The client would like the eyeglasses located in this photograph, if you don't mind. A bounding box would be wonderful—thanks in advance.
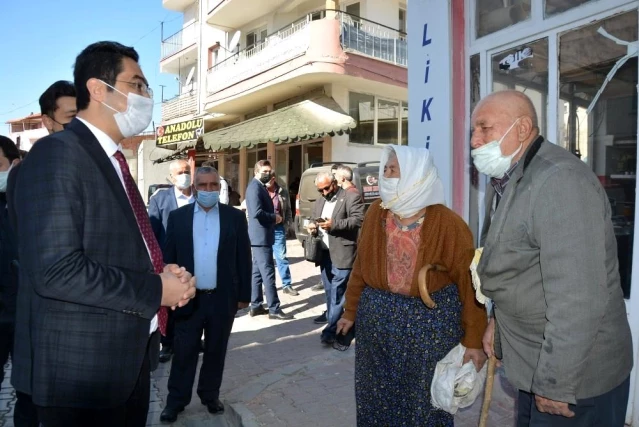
[116,80,153,98]
[317,183,334,193]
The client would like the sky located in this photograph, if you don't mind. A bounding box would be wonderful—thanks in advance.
[0,0,186,136]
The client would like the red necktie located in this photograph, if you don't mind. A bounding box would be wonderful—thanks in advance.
[113,151,168,335]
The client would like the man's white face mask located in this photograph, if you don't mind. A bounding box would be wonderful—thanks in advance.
[471,118,521,178]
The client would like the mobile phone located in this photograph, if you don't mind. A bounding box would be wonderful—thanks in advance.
[315,218,326,223]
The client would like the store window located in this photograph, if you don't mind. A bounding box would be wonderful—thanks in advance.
[545,0,595,17]
[558,10,637,298]
[476,0,531,38]
[491,38,548,135]
[349,92,408,145]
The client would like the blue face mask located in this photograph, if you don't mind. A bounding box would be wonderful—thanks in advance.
[196,190,219,208]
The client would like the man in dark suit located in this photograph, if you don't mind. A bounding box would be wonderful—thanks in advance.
[159,166,251,422]
[149,159,195,362]
[4,81,78,427]
[245,160,293,320]
[12,41,196,427]
[307,171,364,345]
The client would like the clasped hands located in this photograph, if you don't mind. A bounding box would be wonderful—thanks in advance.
[160,264,197,310]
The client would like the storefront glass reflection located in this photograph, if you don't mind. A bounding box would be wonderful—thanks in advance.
[558,10,638,298]
[476,0,531,38]
[491,38,548,135]
[545,0,595,17]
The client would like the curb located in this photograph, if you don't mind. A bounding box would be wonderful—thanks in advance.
[225,402,261,427]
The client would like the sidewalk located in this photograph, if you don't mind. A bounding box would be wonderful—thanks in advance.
[0,240,518,427]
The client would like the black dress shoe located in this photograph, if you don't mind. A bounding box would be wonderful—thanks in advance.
[158,346,173,363]
[249,306,268,317]
[320,335,335,345]
[206,399,225,414]
[160,406,183,423]
[269,310,294,320]
[282,286,299,296]
[313,311,327,324]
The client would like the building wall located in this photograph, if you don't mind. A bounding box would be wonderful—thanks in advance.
[329,83,385,164]
[364,0,400,29]
[8,129,48,151]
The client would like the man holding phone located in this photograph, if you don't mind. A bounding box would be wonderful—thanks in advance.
[306,171,364,345]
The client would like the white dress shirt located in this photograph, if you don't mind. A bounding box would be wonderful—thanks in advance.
[193,202,220,289]
[77,117,158,334]
[319,196,337,249]
[174,185,194,208]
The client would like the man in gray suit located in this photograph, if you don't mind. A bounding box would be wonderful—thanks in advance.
[472,90,632,426]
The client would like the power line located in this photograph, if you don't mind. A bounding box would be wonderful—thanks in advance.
[0,100,38,117]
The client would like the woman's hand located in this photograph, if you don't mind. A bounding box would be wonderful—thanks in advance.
[336,318,354,335]
[463,348,488,372]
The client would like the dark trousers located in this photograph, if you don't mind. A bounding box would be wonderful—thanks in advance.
[160,309,175,348]
[0,322,39,427]
[250,246,281,313]
[319,251,351,339]
[166,292,235,409]
[518,376,630,427]
[36,343,151,427]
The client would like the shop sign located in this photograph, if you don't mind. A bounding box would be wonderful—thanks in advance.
[360,173,379,203]
[156,118,204,146]
[408,0,453,203]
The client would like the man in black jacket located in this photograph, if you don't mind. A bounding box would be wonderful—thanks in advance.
[308,171,364,345]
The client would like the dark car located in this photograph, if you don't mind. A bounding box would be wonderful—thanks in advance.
[293,161,380,244]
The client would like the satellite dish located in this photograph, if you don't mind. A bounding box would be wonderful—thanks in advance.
[185,67,195,87]
[228,31,241,51]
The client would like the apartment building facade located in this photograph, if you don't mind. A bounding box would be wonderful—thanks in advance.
[159,0,408,196]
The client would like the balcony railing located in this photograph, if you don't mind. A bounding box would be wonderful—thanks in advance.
[337,11,407,67]
[207,15,310,93]
[161,21,199,61]
[206,11,407,94]
[161,90,198,122]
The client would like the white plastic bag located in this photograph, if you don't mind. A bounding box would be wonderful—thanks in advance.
[430,343,487,414]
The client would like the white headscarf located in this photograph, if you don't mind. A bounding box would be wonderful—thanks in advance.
[379,145,446,218]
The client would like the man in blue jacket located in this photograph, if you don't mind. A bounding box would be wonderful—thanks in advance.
[245,160,293,320]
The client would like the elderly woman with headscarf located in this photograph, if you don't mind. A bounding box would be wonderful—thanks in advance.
[336,145,487,426]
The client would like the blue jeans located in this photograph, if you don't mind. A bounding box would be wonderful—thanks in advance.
[320,251,351,339]
[273,224,292,288]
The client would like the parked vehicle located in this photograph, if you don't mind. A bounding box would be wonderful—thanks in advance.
[294,161,380,244]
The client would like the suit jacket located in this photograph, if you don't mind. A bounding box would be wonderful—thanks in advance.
[478,136,633,403]
[0,193,18,324]
[12,118,163,408]
[312,187,365,269]
[245,177,276,246]
[163,202,252,316]
[148,186,179,247]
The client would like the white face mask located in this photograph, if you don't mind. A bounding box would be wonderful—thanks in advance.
[100,80,153,138]
[174,173,191,190]
[0,163,14,193]
[471,118,521,178]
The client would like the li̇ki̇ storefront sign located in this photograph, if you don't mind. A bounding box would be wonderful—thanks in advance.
[156,118,204,146]
[408,0,453,203]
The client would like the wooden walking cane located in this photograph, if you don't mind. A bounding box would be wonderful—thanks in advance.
[479,354,497,427]
[417,264,447,308]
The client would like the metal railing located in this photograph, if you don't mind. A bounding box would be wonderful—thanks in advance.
[207,16,311,93]
[161,90,198,122]
[161,21,199,61]
[209,15,310,73]
[337,11,407,67]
